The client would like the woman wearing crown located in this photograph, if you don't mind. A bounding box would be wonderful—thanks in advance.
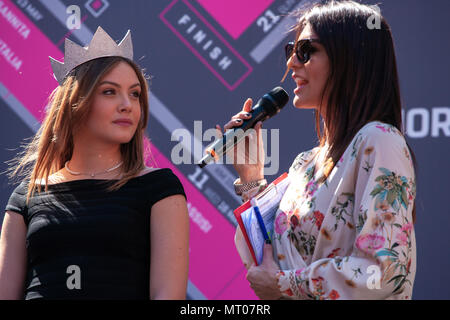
[0,27,189,299]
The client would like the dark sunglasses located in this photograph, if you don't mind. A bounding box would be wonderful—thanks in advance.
[285,39,320,64]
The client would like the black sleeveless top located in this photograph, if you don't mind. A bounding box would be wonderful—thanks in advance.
[5,168,186,300]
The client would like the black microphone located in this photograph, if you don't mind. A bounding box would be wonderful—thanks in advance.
[198,87,289,168]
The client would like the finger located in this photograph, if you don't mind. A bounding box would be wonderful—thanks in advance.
[245,269,252,281]
[245,264,256,279]
[254,121,263,140]
[231,111,252,121]
[242,98,253,113]
[247,121,264,165]
[249,122,262,139]
[255,121,263,131]
[262,243,273,262]
[223,118,244,130]
[256,121,265,155]
[261,243,278,269]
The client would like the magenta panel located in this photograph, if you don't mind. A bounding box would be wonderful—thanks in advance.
[196,0,274,39]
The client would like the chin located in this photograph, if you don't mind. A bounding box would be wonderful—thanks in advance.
[118,136,135,144]
[112,129,137,143]
[293,101,314,110]
[105,133,134,145]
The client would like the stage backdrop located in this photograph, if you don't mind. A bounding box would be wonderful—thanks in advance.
[0,0,449,299]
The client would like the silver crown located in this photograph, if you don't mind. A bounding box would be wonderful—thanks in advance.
[49,26,133,85]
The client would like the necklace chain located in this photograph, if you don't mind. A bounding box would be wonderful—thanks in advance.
[64,161,123,178]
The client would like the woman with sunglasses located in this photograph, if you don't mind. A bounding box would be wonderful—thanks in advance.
[220,1,417,300]
[0,27,189,299]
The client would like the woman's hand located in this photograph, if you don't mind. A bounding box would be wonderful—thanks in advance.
[215,98,265,183]
[246,243,282,300]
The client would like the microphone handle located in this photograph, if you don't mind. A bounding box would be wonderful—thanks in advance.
[217,106,268,161]
[198,95,276,168]
[239,104,269,131]
[198,87,288,168]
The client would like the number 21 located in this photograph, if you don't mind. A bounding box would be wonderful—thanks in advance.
[257,10,280,33]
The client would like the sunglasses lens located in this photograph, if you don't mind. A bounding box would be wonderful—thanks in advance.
[285,40,317,63]
[297,41,311,63]
[285,42,294,61]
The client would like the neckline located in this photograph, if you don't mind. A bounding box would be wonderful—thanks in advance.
[36,168,167,188]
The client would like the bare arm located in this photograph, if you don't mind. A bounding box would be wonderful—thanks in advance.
[150,195,189,300]
[0,211,27,299]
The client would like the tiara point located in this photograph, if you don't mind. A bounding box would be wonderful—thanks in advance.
[119,30,133,60]
[49,56,65,84]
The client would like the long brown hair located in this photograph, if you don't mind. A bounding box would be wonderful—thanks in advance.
[289,0,417,222]
[8,56,150,201]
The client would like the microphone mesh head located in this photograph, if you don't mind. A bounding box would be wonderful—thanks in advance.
[262,87,289,117]
[269,87,289,108]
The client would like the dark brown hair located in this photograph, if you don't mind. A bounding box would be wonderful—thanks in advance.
[291,0,417,222]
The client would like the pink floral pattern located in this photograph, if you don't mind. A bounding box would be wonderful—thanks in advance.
[305,180,318,198]
[356,234,386,254]
[396,231,408,246]
[396,222,413,245]
[275,211,288,235]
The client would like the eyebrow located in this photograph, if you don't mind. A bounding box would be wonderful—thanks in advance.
[99,81,141,89]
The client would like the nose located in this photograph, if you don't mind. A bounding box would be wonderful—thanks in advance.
[119,93,132,113]
[286,52,303,70]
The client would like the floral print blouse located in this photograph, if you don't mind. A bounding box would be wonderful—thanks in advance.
[273,121,416,300]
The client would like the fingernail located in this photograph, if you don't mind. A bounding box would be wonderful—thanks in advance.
[235,119,242,123]
[245,113,251,117]
[265,239,271,244]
